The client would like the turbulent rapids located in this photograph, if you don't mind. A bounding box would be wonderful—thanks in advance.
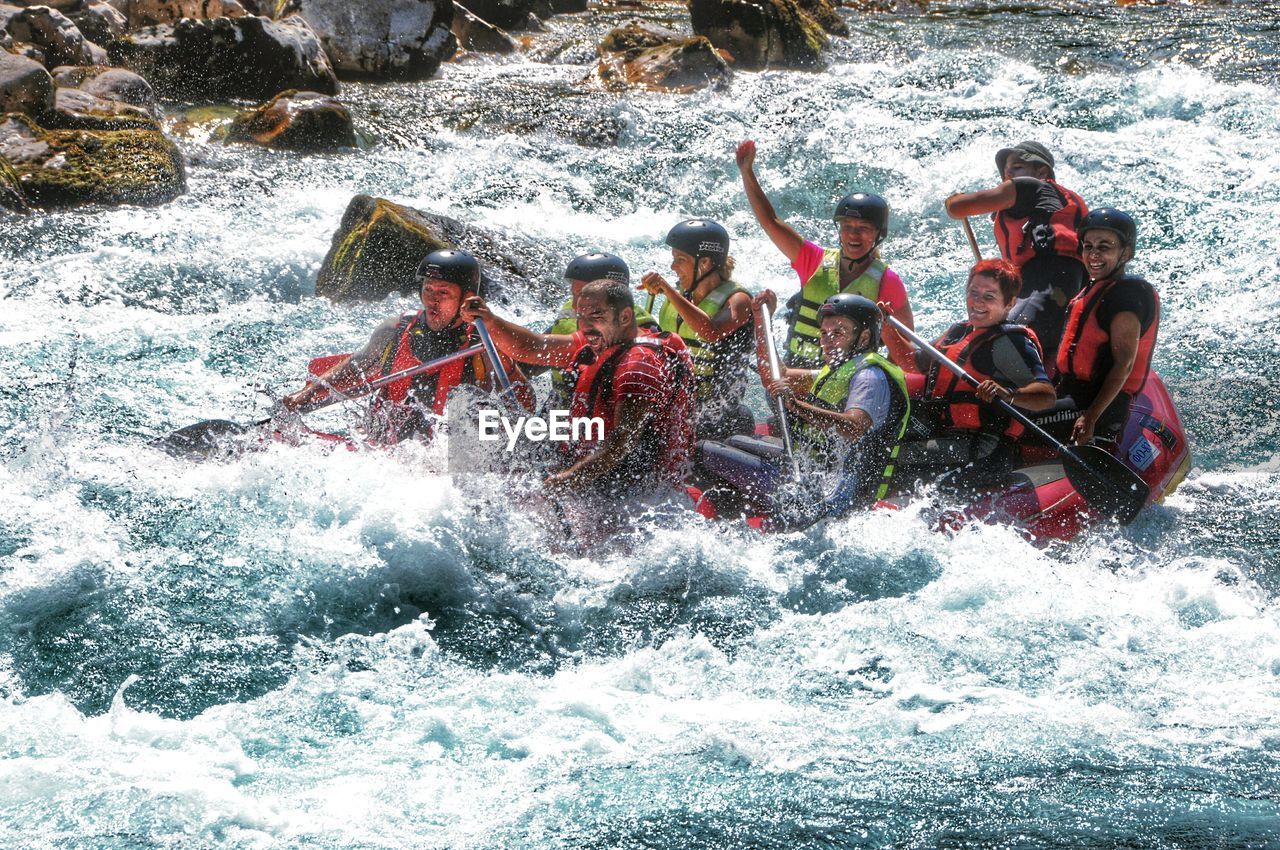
[3,1,1280,847]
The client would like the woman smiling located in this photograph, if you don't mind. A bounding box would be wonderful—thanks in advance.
[884,259,1057,492]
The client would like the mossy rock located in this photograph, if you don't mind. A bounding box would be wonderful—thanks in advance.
[0,112,185,208]
[598,21,684,56]
[317,194,560,303]
[795,0,848,35]
[689,0,828,71]
[0,154,31,212]
[317,195,452,301]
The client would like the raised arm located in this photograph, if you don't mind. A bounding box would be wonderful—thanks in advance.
[736,140,805,263]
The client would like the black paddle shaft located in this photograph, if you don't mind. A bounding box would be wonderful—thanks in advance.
[885,315,1150,524]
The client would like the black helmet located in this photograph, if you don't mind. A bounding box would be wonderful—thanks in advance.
[665,219,730,266]
[417,249,480,293]
[819,294,882,348]
[1078,207,1137,248]
[564,251,629,285]
[832,192,889,241]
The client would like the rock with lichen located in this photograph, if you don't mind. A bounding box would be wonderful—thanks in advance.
[317,194,558,303]
[689,0,827,70]
[219,89,357,151]
[596,22,731,92]
[0,111,184,207]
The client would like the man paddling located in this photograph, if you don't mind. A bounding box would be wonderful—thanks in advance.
[697,294,910,530]
[460,279,695,514]
[282,249,528,445]
[945,141,1088,370]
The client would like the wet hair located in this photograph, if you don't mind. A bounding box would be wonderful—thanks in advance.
[579,278,635,319]
[968,258,1021,304]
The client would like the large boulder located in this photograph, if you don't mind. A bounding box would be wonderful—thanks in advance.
[451,1,515,54]
[0,112,184,207]
[689,0,827,70]
[317,194,558,303]
[69,1,128,43]
[7,5,107,67]
[596,21,731,92]
[51,64,156,112]
[454,0,531,31]
[220,88,356,151]
[0,153,30,212]
[109,14,338,100]
[0,47,55,114]
[285,0,455,80]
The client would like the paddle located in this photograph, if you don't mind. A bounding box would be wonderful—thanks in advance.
[759,302,799,477]
[961,216,982,262]
[156,344,486,457]
[472,317,513,396]
[884,314,1150,525]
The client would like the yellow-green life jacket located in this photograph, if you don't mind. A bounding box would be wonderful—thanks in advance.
[795,350,910,504]
[786,248,887,368]
[657,279,752,420]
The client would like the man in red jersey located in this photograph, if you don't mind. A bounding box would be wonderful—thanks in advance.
[461,279,695,510]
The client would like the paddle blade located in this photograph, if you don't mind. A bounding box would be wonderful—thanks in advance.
[151,419,255,459]
[1061,444,1151,525]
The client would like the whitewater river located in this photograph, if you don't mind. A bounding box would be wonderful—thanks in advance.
[3,2,1279,846]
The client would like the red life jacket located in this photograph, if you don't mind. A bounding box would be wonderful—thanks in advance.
[924,322,1044,440]
[568,330,695,487]
[378,313,483,414]
[993,180,1088,268]
[1056,275,1159,396]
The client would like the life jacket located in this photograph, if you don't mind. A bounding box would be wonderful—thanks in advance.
[993,179,1088,268]
[378,314,481,409]
[795,351,911,505]
[921,322,1043,440]
[369,312,533,443]
[1056,274,1159,397]
[548,297,657,406]
[568,331,695,489]
[786,248,887,367]
[657,279,752,418]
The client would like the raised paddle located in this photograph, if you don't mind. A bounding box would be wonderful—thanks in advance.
[156,344,486,457]
[760,302,799,478]
[961,216,982,262]
[884,314,1150,525]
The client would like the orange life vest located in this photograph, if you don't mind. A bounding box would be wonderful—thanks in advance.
[993,180,1088,268]
[924,322,1044,440]
[1056,275,1159,397]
